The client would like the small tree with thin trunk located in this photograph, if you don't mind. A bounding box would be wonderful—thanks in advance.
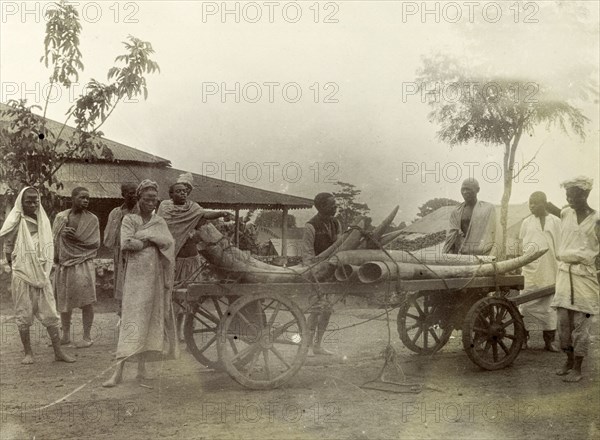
[0,0,159,217]
[416,53,591,258]
[332,181,371,230]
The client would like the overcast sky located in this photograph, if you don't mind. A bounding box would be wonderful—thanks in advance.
[1,1,598,224]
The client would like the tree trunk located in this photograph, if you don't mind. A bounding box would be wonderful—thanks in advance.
[499,127,523,260]
[498,141,512,261]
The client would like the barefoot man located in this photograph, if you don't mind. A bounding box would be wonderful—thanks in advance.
[518,192,561,351]
[302,192,340,356]
[443,178,497,256]
[0,187,75,364]
[552,176,599,382]
[53,187,100,348]
[103,180,178,387]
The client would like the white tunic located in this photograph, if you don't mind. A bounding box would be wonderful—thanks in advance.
[551,208,599,315]
[518,214,561,330]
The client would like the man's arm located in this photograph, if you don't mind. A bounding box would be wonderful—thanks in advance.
[103,208,119,249]
[442,208,460,254]
[203,210,230,221]
[545,202,562,218]
[301,224,316,265]
[3,228,16,267]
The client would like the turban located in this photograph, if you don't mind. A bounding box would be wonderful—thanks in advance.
[560,176,593,191]
[137,179,159,197]
[175,172,194,193]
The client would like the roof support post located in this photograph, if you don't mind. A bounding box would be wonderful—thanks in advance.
[281,207,288,261]
[234,209,240,247]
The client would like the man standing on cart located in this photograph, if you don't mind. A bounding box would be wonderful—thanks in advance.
[302,192,340,356]
[551,176,599,383]
[443,178,497,256]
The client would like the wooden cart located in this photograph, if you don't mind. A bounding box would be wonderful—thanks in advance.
[174,275,553,389]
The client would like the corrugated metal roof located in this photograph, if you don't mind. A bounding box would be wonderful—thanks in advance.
[0,102,170,165]
[54,163,314,209]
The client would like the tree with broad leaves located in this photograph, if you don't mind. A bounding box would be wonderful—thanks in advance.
[332,181,371,231]
[255,210,297,229]
[0,0,159,218]
[416,198,460,219]
[416,53,593,258]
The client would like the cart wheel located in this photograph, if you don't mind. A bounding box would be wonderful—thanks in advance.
[462,296,526,370]
[217,293,309,389]
[397,291,454,354]
[184,296,230,370]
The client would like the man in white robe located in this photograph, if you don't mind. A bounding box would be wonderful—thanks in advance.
[0,187,75,364]
[551,176,599,383]
[518,192,560,351]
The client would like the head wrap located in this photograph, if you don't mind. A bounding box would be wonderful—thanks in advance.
[560,176,593,191]
[137,179,159,197]
[0,186,54,279]
[175,172,194,194]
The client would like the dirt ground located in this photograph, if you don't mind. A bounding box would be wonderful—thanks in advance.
[1,291,599,440]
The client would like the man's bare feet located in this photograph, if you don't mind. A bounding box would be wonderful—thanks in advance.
[562,371,583,382]
[75,339,93,349]
[55,350,76,363]
[556,362,573,376]
[313,346,334,356]
[103,365,124,388]
[21,354,34,365]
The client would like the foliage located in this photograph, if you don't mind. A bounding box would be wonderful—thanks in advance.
[255,210,297,229]
[416,52,593,257]
[332,181,371,230]
[416,198,460,219]
[0,0,159,216]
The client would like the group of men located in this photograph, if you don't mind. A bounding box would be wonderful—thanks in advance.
[1,186,99,364]
[1,173,598,383]
[440,176,599,383]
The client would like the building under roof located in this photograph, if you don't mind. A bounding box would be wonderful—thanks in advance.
[0,102,312,257]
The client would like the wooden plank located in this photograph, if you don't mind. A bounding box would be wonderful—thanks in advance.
[510,285,554,306]
[177,275,525,302]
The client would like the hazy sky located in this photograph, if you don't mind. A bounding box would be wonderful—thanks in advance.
[1,1,598,224]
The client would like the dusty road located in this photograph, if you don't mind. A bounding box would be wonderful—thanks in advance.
[1,303,599,440]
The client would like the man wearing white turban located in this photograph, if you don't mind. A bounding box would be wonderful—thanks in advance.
[0,187,75,364]
[551,176,599,383]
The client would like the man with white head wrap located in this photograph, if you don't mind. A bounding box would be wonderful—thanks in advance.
[551,176,599,383]
[0,187,75,364]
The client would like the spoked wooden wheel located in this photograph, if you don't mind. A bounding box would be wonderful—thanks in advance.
[217,293,309,389]
[397,291,454,354]
[462,297,526,370]
[184,296,230,370]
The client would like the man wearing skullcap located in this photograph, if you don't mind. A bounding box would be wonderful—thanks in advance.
[302,192,341,355]
[53,187,100,348]
[551,176,599,382]
[103,180,178,387]
[443,178,497,256]
[157,172,230,341]
[518,191,561,351]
